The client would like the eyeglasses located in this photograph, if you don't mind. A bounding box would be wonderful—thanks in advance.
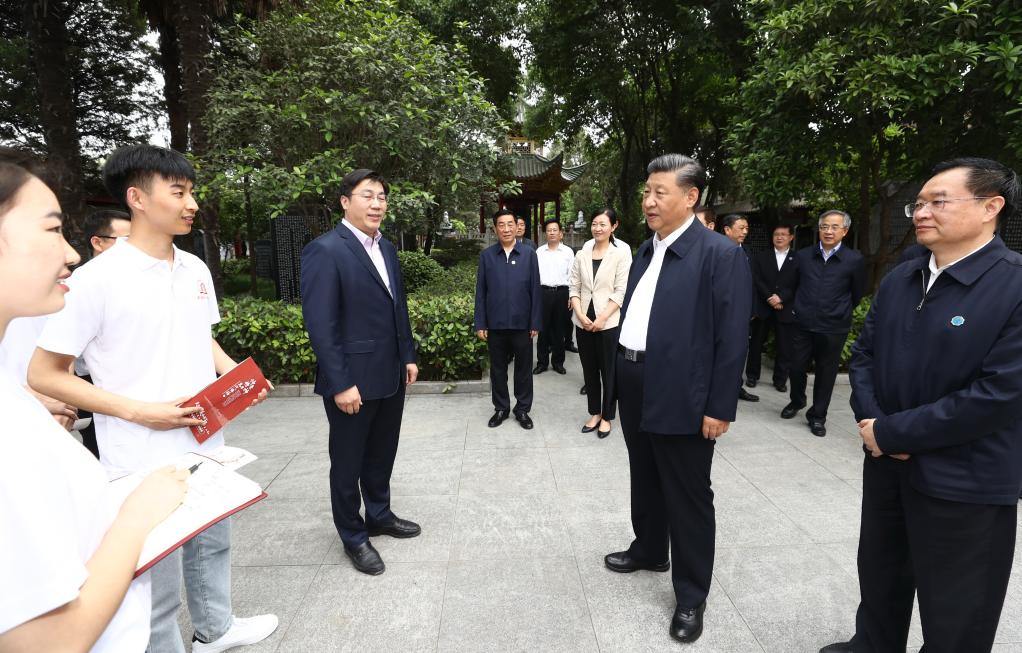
[353,192,388,203]
[92,234,118,240]
[818,225,846,232]
[903,197,992,217]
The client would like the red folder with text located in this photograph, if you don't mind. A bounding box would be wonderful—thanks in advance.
[179,357,270,444]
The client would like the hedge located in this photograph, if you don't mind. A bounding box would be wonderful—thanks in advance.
[396,250,444,292]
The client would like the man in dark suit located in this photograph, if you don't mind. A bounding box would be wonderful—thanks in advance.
[515,215,537,249]
[721,213,759,402]
[821,159,1022,653]
[475,209,543,429]
[748,223,797,392]
[300,168,420,576]
[606,154,751,644]
[782,210,866,437]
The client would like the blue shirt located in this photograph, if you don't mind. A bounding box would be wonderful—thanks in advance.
[473,242,543,331]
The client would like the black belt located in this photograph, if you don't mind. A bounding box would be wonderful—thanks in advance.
[542,285,568,290]
[618,345,645,362]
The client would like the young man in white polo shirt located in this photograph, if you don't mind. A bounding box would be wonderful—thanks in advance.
[29,145,277,653]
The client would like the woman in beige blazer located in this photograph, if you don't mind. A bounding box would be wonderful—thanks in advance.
[569,208,632,438]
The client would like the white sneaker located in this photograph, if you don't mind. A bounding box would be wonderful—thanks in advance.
[192,614,279,653]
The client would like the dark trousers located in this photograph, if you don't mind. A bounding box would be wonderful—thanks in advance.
[537,286,568,367]
[487,329,533,414]
[617,352,716,609]
[746,314,788,386]
[576,326,618,420]
[788,327,847,421]
[322,386,405,547]
[77,373,99,459]
[849,454,1016,653]
[564,304,575,348]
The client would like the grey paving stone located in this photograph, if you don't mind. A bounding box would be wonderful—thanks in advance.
[399,421,467,452]
[556,489,634,562]
[238,452,295,489]
[547,444,631,492]
[758,481,863,544]
[449,493,573,560]
[324,495,457,564]
[465,419,548,449]
[231,498,336,566]
[390,448,464,496]
[458,447,556,495]
[279,562,446,653]
[264,452,330,499]
[438,558,598,652]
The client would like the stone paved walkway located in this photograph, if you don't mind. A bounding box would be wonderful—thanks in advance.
[186,354,1022,652]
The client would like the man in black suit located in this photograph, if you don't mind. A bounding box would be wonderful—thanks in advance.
[475,209,543,430]
[606,154,751,644]
[515,215,537,249]
[721,213,759,402]
[782,210,866,437]
[821,158,1022,652]
[301,169,421,576]
[748,223,797,392]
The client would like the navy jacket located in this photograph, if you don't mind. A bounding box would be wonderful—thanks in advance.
[849,237,1022,505]
[474,242,543,331]
[792,244,866,333]
[620,223,752,434]
[300,224,417,401]
[751,248,798,322]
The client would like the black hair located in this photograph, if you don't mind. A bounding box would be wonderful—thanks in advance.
[646,154,706,197]
[339,168,389,198]
[103,145,196,214]
[542,218,561,231]
[773,222,794,235]
[930,157,1020,223]
[590,207,619,245]
[84,209,130,239]
[694,205,716,224]
[0,148,48,217]
[492,208,515,225]
[720,213,749,230]
[515,215,527,224]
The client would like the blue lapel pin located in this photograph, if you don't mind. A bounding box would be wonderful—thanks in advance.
[950,315,965,327]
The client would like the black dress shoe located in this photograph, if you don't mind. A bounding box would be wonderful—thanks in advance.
[514,412,534,429]
[604,550,670,573]
[552,365,566,374]
[746,378,758,388]
[532,364,547,375]
[819,643,855,653]
[581,423,598,433]
[809,420,827,437]
[564,343,579,353]
[781,402,805,419]
[488,410,509,427]
[343,541,385,575]
[774,382,787,392]
[368,516,421,538]
[738,388,760,402]
[670,602,705,643]
[579,385,587,395]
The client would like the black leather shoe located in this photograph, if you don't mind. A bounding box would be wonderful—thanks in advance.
[343,541,385,575]
[670,602,705,643]
[488,410,509,427]
[781,402,805,419]
[552,365,566,374]
[579,385,587,395]
[604,550,670,573]
[581,423,598,433]
[533,364,547,375]
[368,516,421,539]
[564,343,579,353]
[809,420,827,437]
[738,388,760,402]
[819,643,854,653]
[774,382,787,392]
[597,428,611,439]
[514,412,534,429]
[746,378,758,388]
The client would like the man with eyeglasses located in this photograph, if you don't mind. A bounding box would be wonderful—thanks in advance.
[84,209,131,258]
[301,168,421,576]
[781,210,866,436]
[821,158,1022,652]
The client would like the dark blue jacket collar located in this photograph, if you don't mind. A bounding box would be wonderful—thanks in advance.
[901,236,1007,287]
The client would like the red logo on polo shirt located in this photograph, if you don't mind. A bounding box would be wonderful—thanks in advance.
[198,282,208,299]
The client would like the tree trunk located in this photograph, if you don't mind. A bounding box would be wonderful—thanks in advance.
[244,172,257,293]
[23,0,88,247]
[156,20,188,152]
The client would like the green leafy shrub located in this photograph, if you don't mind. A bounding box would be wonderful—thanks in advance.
[397,250,445,293]
[416,261,477,296]
[221,258,250,277]
[429,237,483,268]
[841,295,873,368]
[407,292,487,381]
[214,297,316,383]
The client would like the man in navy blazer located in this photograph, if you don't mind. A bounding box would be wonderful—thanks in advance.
[822,158,1022,653]
[605,154,751,644]
[748,223,797,392]
[300,169,420,576]
[475,209,543,429]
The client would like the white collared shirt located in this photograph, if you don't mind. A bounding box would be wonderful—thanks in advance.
[925,237,994,293]
[618,216,696,351]
[775,248,789,270]
[342,219,391,295]
[37,240,222,476]
[536,242,574,286]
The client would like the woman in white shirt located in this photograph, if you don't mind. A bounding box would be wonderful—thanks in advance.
[569,208,631,438]
[0,150,188,652]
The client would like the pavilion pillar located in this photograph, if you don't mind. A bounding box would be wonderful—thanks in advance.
[555,195,561,224]
[539,200,545,241]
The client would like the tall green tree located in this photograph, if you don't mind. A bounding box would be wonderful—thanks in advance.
[727,0,1022,287]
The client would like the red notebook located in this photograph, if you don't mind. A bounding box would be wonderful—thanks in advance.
[180,357,271,444]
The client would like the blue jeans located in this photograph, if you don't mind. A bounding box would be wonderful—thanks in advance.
[148,519,233,653]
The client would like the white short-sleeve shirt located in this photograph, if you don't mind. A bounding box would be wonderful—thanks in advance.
[0,368,151,649]
[0,315,48,384]
[37,240,223,476]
